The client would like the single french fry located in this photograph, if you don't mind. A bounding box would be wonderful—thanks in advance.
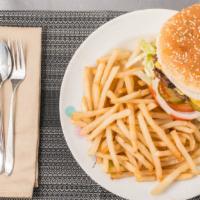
[170,130,197,173]
[72,107,110,120]
[81,105,118,135]
[161,159,180,167]
[138,104,181,159]
[112,89,149,104]
[114,78,124,94]
[88,134,103,155]
[92,83,101,110]
[127,103,137,151]
[162,121,192,129]
[106,128,120,172]
[101,50,119,85]
[137,111,162,180]
[177,173,194,181]
[81,96,89,112]
[98,66,119,109]
[155,150,172,157]
[137,176,156,182]
[92,63,106,109]
[124,76,134,94]
[174,126,194,134]
[103,157,109,173]
[116,66,144,78]
[111,172,133,179]
[140,170,155,176]
[71,120,87,128]
[94,62,106,84]
[84,67,93,110]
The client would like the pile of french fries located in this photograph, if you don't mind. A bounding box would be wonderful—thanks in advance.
[71,48,200,195]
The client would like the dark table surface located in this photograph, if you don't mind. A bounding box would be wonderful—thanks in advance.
[0,1,200,200]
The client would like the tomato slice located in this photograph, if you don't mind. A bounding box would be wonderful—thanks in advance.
[168,102,194,112]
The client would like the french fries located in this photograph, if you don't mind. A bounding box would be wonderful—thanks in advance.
[83,68,93,110]
[137,111,162,180]
[98,66,119,109]
[92,62,105,109]
[106,128,120,171]
[70,48,200,195]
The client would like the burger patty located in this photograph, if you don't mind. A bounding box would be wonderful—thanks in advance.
[154,67,189,103]
[154,68,175,89]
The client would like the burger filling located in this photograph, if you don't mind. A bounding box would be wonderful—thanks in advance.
[132,40,200,119]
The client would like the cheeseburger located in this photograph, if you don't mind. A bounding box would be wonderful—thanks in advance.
[139,4,200,120]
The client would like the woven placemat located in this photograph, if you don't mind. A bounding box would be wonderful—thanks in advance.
[0,11,199,200]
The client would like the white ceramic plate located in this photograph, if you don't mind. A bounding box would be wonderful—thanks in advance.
[59,9,200,200]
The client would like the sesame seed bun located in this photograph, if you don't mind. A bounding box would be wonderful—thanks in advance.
[157,4,200,100]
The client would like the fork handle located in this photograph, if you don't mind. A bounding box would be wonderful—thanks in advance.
[5,88,17,175]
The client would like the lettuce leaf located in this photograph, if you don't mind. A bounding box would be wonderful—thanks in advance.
[140,40,156,78]
[140,40,156,56]
[144,54,154,78]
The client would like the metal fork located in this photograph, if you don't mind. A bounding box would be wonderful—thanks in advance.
[5,41,26,175]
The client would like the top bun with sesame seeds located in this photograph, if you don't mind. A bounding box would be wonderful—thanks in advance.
[157,4,200,100]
